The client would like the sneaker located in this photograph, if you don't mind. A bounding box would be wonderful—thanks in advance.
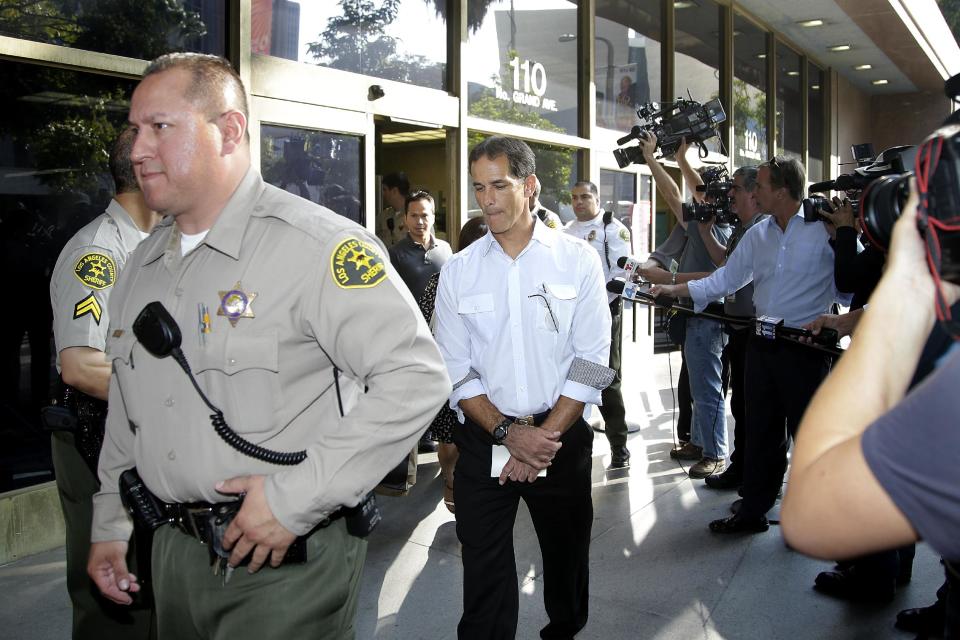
[609,445,631,469]
[689,457,725,479]
[669,442,702,460]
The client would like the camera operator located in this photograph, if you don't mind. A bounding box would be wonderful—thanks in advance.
[639,132,733,479]
[651,156,851,534]
[781,183,960,636]
[817,195,884,310]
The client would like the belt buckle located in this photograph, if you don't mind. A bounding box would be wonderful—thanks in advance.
[515,415,535,426]
[180,505,214,543]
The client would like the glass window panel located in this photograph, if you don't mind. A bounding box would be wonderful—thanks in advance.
[0,0,225,58]
[674,0,722,153]
[466,0,579,136]
[255,0,447,91]
[0,61,136,491]
[732,14,767,168]
[775,45,802,161]
[260,125,364,225]
[595,0,662,132]
[599,169,644,252]
[807,62,825,183]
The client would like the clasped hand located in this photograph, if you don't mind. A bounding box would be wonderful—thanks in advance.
[503,423,561,470]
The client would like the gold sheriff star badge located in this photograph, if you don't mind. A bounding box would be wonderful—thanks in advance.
[217,282,257,327]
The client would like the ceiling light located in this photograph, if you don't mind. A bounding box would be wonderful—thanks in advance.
[798,19,825,27]
[787,71,800,76]
[811,85,821,90]
[756,53,767,59]
[674,0,698,9]
[872,79,889,85]
[854,64,873,71]
[828,44,851,52]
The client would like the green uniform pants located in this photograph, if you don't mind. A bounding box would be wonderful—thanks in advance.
[151,517,366,640]
[51,431,156,640]
[599,300,628,447]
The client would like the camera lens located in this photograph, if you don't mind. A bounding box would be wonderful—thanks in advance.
[860,174,910,250]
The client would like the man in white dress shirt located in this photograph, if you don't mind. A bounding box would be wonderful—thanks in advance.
[434,136,614,639]
[652,156,849,534]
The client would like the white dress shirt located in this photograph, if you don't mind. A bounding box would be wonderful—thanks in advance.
[687,207,852,327]
[564,210,630,303]
[435,220,614,420]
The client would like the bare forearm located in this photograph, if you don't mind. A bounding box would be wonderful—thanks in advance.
[697,223,726,266]
[541,395,586,435]
[678,154,705,203]
[647,159,684,227]
[458,394,506,434]
[60,347,111,400]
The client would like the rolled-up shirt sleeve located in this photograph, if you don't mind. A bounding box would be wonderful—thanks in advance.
[688,228,755,313]
[434,260,487,412]
[561,248,613,404]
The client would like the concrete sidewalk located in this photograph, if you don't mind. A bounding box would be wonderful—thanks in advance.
[0,337,942,639]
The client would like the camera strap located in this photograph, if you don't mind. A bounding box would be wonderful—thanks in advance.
[916,135,960,340]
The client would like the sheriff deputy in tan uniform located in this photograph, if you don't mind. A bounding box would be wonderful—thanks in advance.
[87,53,451,639]
[49,127,159,640]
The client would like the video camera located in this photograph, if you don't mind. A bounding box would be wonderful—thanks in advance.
[682,166,736,224]
[807,71,960,285]
[613,97,726,168]
[808,144,917,215]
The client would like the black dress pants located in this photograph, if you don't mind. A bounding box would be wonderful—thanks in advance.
[723,328,748,478]
[454,416,594,640]
[739,337,830,520]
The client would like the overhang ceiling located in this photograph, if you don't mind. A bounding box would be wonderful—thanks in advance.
[731,0,960,95]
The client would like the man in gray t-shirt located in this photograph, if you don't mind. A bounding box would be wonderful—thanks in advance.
[638,132,731,480]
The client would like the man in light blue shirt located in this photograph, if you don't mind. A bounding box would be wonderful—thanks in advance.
[652,156,850,534]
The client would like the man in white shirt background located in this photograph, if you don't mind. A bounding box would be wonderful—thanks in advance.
[565,180,632,469]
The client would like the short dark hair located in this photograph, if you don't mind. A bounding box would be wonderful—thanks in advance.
[468,136,536,180]
[143,53,248,129]
[732,166,758,193]
[573,181,599,197]
[458,217,488,249]
[404,189,435,214]
[110,127,139,195]
[763,156,805,201]
[382,172,410,196]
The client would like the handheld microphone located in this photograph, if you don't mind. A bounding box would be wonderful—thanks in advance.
[616,255,644,280]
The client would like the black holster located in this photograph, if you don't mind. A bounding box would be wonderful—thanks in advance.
[41,383,107,474]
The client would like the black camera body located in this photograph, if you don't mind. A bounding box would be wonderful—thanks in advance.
[682,166,735,224]
[802,196,835,222]
[614,97,726,168]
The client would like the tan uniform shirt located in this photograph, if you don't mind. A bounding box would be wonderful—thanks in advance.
[92,169,451,541]
[50,199,146,367]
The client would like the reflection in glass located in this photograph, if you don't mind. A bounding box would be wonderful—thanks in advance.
[260,125,364,225]
[0,61,135,491]
[0,0,225,58]
[595,0,662,132]
[776,45,802,161]
[675,0,722,153]
[732,14,767,169]
[808,63,825,183]
[254,0,446,91]
[466,0,579,136]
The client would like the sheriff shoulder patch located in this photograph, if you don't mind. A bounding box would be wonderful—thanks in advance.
[331,238,387,289]
[619,228,630,243]
[545,217,558,229]
[74,252,116,290]
[73,293,103,324]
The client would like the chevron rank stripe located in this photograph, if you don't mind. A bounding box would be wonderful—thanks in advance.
[73,293,103,324]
